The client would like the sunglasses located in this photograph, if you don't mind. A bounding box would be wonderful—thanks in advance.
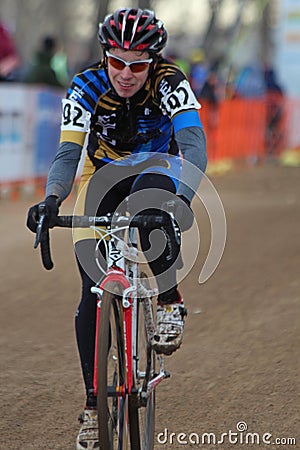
[106,51,153,73]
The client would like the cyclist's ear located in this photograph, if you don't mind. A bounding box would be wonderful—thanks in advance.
[150,54,159,72]
[102,54,108,68]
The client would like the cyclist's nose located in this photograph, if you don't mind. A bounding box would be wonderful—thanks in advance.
[120,66,133,77]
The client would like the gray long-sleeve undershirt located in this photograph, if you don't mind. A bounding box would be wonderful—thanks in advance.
[45,126,207,203]
[175,126,207,201]
[45,141,82,201]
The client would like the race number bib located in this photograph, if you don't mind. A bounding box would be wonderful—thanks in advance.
[160,79,200,117]
[61,99,91,132]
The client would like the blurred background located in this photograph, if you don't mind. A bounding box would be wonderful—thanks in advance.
[1,0,300,195]
[0,0,289,86]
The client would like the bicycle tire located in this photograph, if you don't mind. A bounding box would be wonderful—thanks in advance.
[97,282,129,450]
[129,273,156,450]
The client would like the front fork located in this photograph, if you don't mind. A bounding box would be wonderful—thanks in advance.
[91,270,133,396]
[92,275,170,399]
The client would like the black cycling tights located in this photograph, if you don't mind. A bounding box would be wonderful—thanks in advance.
[75,172,180,402]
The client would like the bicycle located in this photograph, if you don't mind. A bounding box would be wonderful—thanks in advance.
[34,203,179,450]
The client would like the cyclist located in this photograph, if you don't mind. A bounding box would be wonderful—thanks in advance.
[27,8,207,449]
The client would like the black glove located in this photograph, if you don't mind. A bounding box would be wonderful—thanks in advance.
[172,195,194,232]
[26,195,61,233]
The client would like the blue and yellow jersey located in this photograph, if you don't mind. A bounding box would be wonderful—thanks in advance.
[59,57,202,168]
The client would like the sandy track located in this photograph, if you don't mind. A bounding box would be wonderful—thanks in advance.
[0,165,299,449]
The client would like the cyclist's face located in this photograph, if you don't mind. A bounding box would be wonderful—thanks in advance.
[106,48,151,98]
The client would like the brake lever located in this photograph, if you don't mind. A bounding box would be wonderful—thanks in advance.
[162,200,181,246]
[169,214,181,246]
[34,203,47,249]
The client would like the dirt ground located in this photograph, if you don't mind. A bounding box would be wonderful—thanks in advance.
[0,165,299,450]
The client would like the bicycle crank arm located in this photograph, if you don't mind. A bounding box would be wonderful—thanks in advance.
[141,370,170,400]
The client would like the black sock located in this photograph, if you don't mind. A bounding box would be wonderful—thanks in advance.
[157,287,180,305]
[86,388,97,408]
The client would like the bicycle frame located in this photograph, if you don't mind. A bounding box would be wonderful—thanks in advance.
[91,222,169,399]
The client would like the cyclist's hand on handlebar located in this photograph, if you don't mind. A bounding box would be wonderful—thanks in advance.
[26,195,61,233]
[172,195,194,232]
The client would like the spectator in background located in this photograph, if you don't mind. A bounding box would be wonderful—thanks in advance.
[0,19,20,81]
[199,70,219,106]
[199,69,220,159]
[264,66,285,156]
[51,43,70,87]
[189,48,208,98]
[264,66,283,95]
[24,36,64,87]
[234,62,266,98]
[167,52,190,77]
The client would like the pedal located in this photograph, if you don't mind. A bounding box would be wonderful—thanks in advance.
[180,306,188,317]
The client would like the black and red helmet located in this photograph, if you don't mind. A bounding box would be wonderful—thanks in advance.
[98,8,168,53]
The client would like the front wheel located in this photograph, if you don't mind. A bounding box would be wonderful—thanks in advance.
[129,349,156,450]
[129,273,156,450]
[97,282,129,450]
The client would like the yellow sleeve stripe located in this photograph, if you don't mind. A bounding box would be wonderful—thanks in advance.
[60,130,87,146]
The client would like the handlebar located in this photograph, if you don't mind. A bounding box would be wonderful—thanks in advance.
[34,211,165,271]
[54,214,164,229]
